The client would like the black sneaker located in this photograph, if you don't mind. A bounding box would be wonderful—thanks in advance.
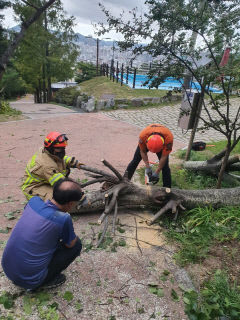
[42,273,66,289]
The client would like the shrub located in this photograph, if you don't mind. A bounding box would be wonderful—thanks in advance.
[54,86,80,106]
[0,100,21,115]
[75,62,97,83]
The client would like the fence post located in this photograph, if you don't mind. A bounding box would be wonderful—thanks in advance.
[112,66,115,82]
[133,68,137,89]
[106,64,109,77]
[116,61,119,83]
[121,63,124,86]
[126,66,129,84]
[110,61,112,80]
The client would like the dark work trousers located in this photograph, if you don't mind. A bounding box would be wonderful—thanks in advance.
[41,237,82,285]
[126,145,171,187]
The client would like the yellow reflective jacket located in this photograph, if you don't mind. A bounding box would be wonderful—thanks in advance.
[22,148,76,201]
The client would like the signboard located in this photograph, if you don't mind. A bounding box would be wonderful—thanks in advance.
[178,90,200,130]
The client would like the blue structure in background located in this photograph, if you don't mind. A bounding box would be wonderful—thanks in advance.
[122,74,223,93]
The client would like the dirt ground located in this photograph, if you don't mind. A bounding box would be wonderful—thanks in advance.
[0,96,191,320]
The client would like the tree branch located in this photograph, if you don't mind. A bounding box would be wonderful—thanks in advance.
[101,159,123,181]
[20,0,39,10]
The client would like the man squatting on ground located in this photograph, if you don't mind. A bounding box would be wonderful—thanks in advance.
[125,124,173,187]
[1,178,84,290]
[22,131,83,202]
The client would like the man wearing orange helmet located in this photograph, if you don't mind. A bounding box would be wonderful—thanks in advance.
[22,131,83,201]
[125,124,173,187]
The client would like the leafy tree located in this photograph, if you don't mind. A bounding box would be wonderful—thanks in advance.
[0,0,11,57]
[0,0,11,99]
[0,0,57,81]
[98,0,240,188]
[75,62,97,83]
[13,0,78,102]
[0,66,27,98]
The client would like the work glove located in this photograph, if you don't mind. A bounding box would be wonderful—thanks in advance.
[70,157,84,169]
[145,167,153,178]
[149,171,159,184]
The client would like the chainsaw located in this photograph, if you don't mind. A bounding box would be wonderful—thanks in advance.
[145,166,154,185]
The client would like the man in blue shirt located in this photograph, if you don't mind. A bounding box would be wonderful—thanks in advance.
[1,178,84,290]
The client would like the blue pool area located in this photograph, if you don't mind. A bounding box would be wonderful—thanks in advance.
[122,74,223,93]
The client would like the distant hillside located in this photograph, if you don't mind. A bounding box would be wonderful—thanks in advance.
[9,25,113,47]
[75,33,113,47]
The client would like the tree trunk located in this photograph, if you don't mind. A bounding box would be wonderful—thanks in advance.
[47,77,52,102]
[183,152,240,186]
[42,64,46,103]
[38,79,42,103]
[35,88,40,103]
[216,142,231,189]
[73,183,240,214]
[73,162,240,216]
[44,10,52,103]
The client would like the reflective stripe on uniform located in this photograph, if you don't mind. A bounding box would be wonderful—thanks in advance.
[64,156,72,166]
[22,190,33,200]
[22,166,44,192]
[25,166,44,182]
[30,152,38,168]
[49,173,65,186]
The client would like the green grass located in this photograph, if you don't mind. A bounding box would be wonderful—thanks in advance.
[175,140,240,161]
[184,270,240,319]
[162,206,240,266]
[79,76,172,99]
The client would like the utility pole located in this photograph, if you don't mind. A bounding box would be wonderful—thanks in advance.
[96,38,99,76]
[184,0,207,160]
[111,41,115,67]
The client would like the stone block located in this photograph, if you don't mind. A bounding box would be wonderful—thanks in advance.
[130,98,143,107]
[106,98,115,108]
[76,95,84,108]
[151,97,161,104]
[82,98,95,112]
[142,97,153,105]
[115,98,129,104]
[96,100,106,110]
[118,104,129,109]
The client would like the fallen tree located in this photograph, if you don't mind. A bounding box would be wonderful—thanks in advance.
[73,159,240,242]
[184,150,240,185]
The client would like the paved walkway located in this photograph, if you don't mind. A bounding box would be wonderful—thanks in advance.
[10,95,83,119]
[102,98,240,143]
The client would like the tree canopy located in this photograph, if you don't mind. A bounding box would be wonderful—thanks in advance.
[0,0,57,81]
[1,0,78,102]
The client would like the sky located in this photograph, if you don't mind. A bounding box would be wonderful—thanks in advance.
[2,0,147,41]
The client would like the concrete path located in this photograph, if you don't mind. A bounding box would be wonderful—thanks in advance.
[0,96,192,320]
[10,95,83,119]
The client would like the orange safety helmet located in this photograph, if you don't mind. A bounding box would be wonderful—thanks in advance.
[147,134,164,153]
[44,132,68,148]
